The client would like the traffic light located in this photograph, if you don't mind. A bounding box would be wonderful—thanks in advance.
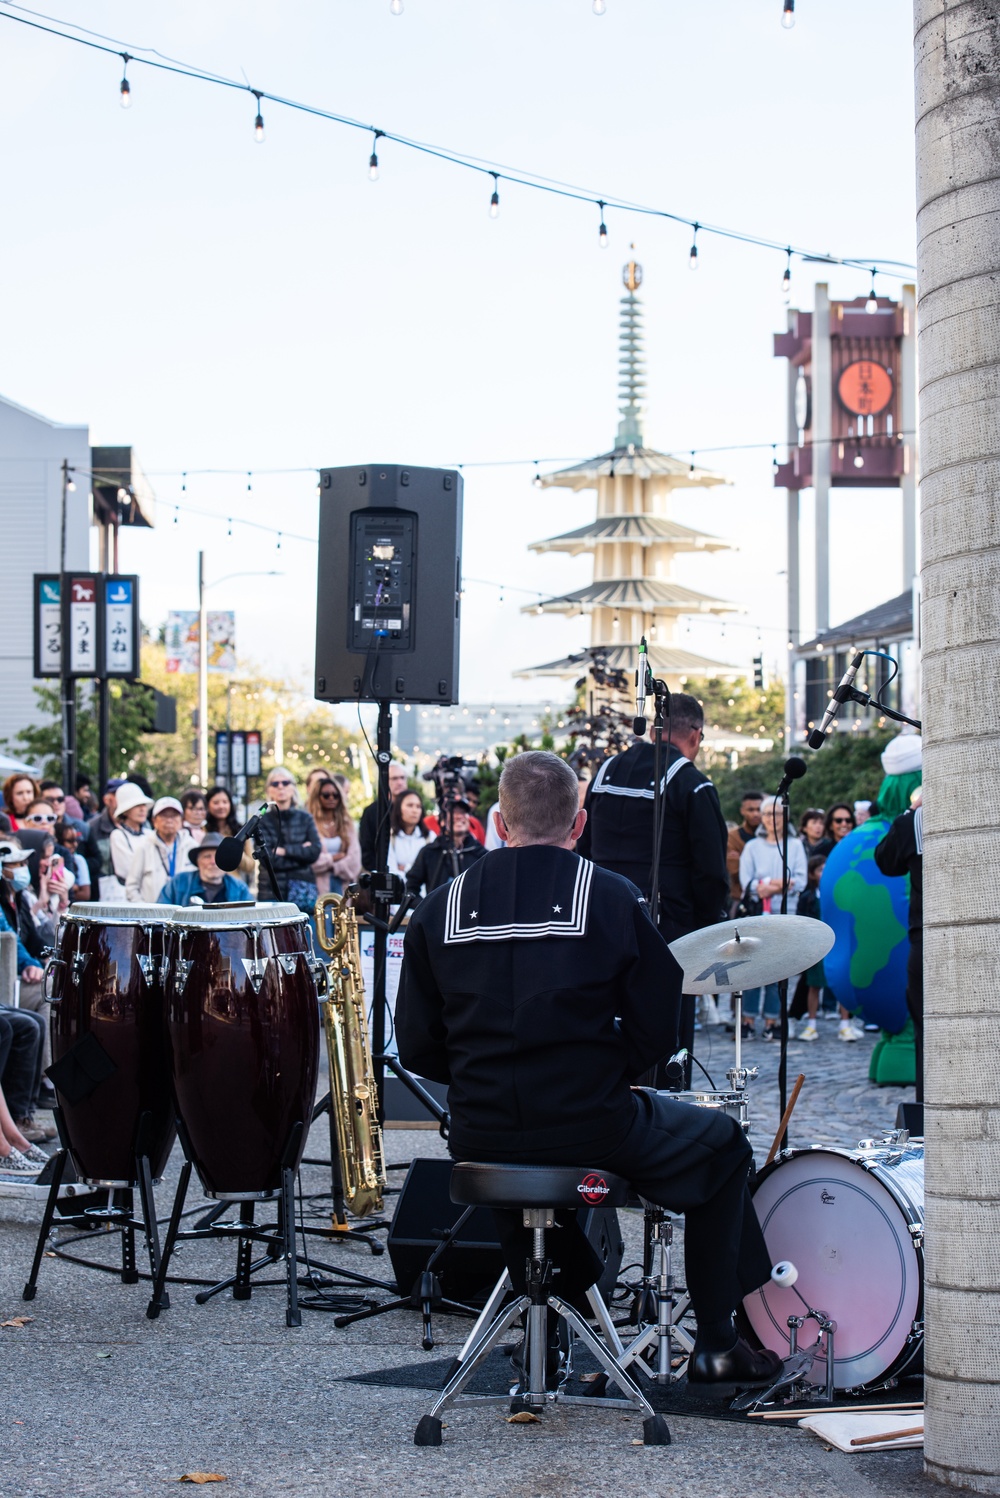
[753,654,764,690]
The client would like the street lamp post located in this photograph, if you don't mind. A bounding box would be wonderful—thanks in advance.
[196,562,282,786]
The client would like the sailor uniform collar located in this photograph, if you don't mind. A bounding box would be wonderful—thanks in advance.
[443,845,595,944]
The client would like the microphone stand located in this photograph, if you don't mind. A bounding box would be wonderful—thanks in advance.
[249,821,281,902]
[777,782,794,1149]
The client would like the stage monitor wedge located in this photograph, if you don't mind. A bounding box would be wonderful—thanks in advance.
[315,463,463,705]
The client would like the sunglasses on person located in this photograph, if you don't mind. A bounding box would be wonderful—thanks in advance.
[25,812,57,824]
[831,815,853,824]
[269,779,293,788]
[319,788,340,799]
[44,794,65,803]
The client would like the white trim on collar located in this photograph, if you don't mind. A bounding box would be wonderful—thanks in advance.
[589,753,687,800]
[443,857,595,944]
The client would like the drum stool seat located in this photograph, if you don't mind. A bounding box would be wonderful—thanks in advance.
[413,1162,671,1449]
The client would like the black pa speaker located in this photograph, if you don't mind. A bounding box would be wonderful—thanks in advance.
[387,1159,624,1306]
[314,463,463,705]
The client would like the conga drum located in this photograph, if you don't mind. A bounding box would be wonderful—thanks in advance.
[47,903,177,1186]
[165,903,319,1200]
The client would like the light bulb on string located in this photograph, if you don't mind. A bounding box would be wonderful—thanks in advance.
[593,0,606,13]
[174,507,179,526]
[853,445,865,469]
[390,0,403,12]
[865,269,878,314]
[772,445,779,476]
[597,200,608,248]
[532,461,542,488]
[489,172,500,219]
[247,472,252,492]
[369,130,383,181]
[277,532,282,550]
[781,249,792,301]
[688,223,699,271]
[689,452,696,476]
[612,613,620,629]
[252,91,264,142]
[181,471,187,493]
[119,53,132,108]
[781,0,795,27]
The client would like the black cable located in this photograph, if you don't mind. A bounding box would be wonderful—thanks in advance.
[690,1054,717,1091]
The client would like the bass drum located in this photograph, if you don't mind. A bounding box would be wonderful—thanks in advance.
[47,904,177,1186]
[742,1143,924,1391]
[166,903,318,1200]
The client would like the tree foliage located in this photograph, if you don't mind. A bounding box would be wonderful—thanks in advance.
[706,730,896,824]
[682,674,786,746]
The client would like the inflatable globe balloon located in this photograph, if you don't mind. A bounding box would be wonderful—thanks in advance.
[819,817,910,1033]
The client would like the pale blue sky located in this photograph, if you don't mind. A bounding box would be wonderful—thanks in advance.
[0,0,917,703]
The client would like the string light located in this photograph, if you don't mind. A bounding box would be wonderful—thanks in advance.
[689,224,699,271]
[865,269,878,313]
[597,200,608,248]
[390,0,404,12]
[369,129,383,181]
[593,0,607,13]
[277,530,282,550]
[853,444,865,469]
[689,452,696,475]
[532,461,542,488]
[772,445,779,475]
[781,248,792,300]
[781,0,795,27]
[119,52,131,108]
[489,172,500,219]
[174,506,179,525]
[0,10,915,296]
[252,90,264,142]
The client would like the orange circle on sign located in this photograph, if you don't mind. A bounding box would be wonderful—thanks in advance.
[837,360,893,416]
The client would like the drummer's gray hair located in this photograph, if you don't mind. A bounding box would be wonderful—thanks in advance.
[266,765,300,806]
[498,751,580,844]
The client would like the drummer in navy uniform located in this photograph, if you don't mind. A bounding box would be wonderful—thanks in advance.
[396,750,781,1389]
[576,692,729,1066]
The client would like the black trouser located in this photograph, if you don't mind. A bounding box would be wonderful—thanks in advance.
[0,1005,45,1119]
[907,939,923,1104]
[464,1090,770,1333]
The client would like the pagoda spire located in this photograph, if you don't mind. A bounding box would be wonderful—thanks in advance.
[616,251,645,447]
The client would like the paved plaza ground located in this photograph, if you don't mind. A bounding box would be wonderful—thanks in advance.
[0,1019,935,1497]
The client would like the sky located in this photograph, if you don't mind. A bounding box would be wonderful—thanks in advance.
[0,0,918,709]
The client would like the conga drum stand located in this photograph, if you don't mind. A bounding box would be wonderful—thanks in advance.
[23,1108,167,1304]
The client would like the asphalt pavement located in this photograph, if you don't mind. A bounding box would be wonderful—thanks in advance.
[0,1018,933,1497]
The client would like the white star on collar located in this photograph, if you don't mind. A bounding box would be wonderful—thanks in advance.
[552,904,562,913]
[470,909,478,919]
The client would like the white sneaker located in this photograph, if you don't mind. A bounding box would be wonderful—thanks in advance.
[797,1022,819,1042]
[0,1147,41,1176]
[701,995,722,1027]
[838,1020,859,1042]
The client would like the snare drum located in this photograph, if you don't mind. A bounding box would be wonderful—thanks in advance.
[742,1142,924,1390]
[165,903,319,1200]
[658,1089,751,1134]
[47,903,177,1186]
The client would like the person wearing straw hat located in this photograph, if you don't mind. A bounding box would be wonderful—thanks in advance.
[159,833,252,907]
[125,796,195,903]
[108,782,154,888]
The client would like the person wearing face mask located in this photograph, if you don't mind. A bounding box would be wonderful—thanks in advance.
[0,840,53,1142]
[125,798,195,904]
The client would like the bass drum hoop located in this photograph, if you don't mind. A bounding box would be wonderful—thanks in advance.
[740,1144,924,1392]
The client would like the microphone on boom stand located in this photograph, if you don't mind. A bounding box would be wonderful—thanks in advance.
[633,635,652,737]
[807,651,865,750]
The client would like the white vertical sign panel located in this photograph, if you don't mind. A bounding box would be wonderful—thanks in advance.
[105,577,136,676]
[36,577,62,676]
[68,576,98,676]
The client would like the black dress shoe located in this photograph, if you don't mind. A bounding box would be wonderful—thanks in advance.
[687,1337,783,1387]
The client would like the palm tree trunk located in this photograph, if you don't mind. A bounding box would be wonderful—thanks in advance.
[915,1,1000,1488]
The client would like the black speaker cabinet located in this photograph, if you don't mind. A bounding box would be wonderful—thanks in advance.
[314,463,463,704]
[387,1158,624,1306]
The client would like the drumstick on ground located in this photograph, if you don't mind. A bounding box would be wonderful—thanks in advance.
[850,1425,923,1447]
[765,1073,805,1166]
[749,1402,923,1419]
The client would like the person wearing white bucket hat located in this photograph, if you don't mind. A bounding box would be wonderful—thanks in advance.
[124,795,195,903]
[108,782,154,888]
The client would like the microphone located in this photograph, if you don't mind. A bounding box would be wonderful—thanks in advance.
[633,635,650,736]
[807,650,865,749]
[215,801,276,872]
[662,1047,689,1087]
[776,756,807,797]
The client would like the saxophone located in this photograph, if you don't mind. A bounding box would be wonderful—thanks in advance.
[315,890,387,1218]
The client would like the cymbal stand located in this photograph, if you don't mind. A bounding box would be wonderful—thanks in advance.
[618,1206,694,1384]
[725,991,758,1097]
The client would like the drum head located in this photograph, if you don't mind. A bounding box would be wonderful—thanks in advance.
[744,1148,922,1389]
[174,902,303,926]
[64,903,176,922]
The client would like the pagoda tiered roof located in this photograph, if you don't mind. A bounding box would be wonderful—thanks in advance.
[514,642,741,681]
[537,444,728,492]
[524,577,737,616]
[530,513,728,556]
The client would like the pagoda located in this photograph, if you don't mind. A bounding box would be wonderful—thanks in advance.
[516,254,740,685]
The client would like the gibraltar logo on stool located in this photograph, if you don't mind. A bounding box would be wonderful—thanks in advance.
[577,1172,611,1206]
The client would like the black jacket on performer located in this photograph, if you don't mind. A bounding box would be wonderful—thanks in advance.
[396,844,681,1158]
[576,739,729,941]
[405,833,486,900]
[873,805,923,937]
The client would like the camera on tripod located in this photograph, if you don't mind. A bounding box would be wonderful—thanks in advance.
[422,754,478,822]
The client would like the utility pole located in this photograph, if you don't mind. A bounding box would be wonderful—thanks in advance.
[198,551,208,787]
[915,1,1000,1489]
